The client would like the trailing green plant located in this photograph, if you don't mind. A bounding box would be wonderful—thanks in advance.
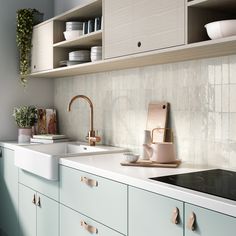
[16,8,41,86]
[13,106,37,128]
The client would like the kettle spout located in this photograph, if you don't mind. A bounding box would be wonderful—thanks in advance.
[143,144,153,159]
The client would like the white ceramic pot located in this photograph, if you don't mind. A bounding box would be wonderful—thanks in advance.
[18,128,32,143]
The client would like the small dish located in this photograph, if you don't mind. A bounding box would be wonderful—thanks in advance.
[123,152,140,163]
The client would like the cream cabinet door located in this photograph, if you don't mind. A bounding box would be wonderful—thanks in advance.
[31,21,54,73]
[104,0,185,59]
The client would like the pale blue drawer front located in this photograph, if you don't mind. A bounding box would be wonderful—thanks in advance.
[60,166,127,235]
[19,169,59,201]
[37,193,59,236]
[0,147,19,236]
[60,204,124,236]
[185,203,236,236]
[129,186,184,236]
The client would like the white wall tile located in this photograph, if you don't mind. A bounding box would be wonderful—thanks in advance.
[54,55,236,168]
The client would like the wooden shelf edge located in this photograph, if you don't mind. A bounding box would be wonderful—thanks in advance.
[53,30,102,48]
[29,36,236,79]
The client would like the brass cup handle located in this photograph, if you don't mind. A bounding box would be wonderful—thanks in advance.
[171,207,179,224]
[80,220,98,234]
[80,176,98,187]
[37,196,41,207]
[32,194,36,205]
[187,212,196,231]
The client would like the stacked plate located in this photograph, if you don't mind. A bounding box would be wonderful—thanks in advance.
[69,50,91,63]
[66,21,83,31]
[63,21,83,40]
[90,46,102,62]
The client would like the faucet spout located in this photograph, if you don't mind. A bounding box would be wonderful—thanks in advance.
[68,95,94,132]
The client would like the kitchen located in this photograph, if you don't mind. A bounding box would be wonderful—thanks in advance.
[1,0,236,235]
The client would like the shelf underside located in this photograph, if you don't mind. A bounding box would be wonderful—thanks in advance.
[30,36,236,79]
[188,0,236,13]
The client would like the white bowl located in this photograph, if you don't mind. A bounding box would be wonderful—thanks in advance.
[63,30,83,40]
[123,152,140,163]
[205,20,236,40]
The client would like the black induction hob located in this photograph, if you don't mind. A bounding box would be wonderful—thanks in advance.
[150,169,236,201]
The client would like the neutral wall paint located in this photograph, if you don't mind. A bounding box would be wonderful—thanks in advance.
[54,0,90,15]
[54,55,236,169]
[0,0,54,140]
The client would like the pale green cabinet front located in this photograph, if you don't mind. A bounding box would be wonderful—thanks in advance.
[185,203,236,236]
[0,147,19,236]
[19,184,36,236]
[129,186,184,236]
[19,184,59,236]
[60,204,123,236]
[60,166,127,234]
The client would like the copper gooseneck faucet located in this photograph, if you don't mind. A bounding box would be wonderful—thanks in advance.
[68,95,101,146]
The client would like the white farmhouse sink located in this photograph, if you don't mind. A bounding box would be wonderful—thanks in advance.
[14,142,125,181]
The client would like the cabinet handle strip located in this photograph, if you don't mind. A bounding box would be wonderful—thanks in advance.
[187,212,196,231]
[80,176,98,187]
[171,207,179,224]
[37,196,41,207]
[32,194,36,205]
[80,220,98,234]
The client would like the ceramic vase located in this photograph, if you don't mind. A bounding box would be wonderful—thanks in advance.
[18,127,32,143]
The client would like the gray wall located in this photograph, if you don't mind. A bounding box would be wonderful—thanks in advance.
[54,0,89,15]
[0,0,54,140]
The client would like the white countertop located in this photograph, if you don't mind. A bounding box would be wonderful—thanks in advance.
[2,141,236,217]
[60,153,236,218]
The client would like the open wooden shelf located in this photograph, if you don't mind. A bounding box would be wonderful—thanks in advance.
[30,35,236,79]
[53,30,102,48]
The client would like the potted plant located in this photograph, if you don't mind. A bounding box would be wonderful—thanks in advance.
[16,8,43,86]
[13,106,37,143]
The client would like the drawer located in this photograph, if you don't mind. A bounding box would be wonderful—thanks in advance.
[19,169,59,201]
[60,166,127,235]
[60,204,123,236]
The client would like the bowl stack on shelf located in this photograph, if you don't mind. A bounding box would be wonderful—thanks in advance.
[90,46,102,62]
[67,50,91,66]
[63,21,83,40]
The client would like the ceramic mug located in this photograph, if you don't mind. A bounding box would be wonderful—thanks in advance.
[150,142,176,163]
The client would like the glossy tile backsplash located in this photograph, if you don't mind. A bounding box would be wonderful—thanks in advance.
[54,55,236,168]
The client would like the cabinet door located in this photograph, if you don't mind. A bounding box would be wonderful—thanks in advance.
[0,147,19,236]
[60,204,123,236]
[104,0,185,59]
[19,184,36,236]
[37,194,59,236]
[185,203,236,236]
[129,186,184,236]
[31,21,53,73]
[60,166,127,234]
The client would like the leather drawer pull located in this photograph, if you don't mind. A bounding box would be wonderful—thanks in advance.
[37,196,41,207]
[172,207,179,224]
[80,176,98,187]
[81,220,98,234]
[32,194,36,205]
[187,212,196,231]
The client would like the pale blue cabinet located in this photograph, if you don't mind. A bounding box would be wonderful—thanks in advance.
[19,183,59,236]
[0,147,19,236]
[128,186,184,236]
[60,204,123,236]
[185,203,236,236]
[60,166,127,235]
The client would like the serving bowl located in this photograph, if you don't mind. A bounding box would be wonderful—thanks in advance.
[205,20,236,40]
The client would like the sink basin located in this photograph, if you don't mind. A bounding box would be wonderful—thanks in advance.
[15,142,125,181]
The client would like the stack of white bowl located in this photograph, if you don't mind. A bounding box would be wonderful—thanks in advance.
[90,46,102,62]
[63,21,83,40]
[68,50,91,65]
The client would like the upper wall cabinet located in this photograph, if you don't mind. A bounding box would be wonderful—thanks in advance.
[31,21,54,73]
[29,0,236,78]
[104,0,185,59]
